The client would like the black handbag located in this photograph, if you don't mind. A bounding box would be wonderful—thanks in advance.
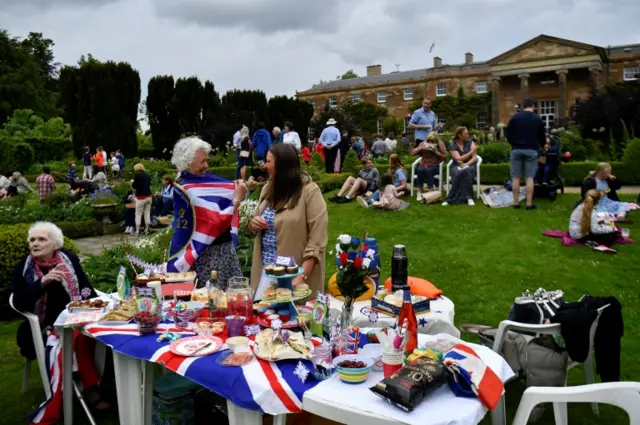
[507,288,564,325]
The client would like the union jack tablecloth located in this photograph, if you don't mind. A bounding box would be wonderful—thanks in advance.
[84,322,318,414]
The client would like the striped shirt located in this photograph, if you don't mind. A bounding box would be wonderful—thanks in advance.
[569,203,616,240]
[35,173,55,200]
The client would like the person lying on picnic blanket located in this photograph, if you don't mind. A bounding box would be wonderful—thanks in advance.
[569,189,619,247]
[581,163,639,219]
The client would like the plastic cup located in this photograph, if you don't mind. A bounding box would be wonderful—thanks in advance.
[621,228,630,238]
[226,315,246,337]
[382,352,404,378]
[174,311,190,330]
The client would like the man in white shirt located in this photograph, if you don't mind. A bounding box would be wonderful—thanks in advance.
[319,118,342,173]
[233,124,243,179]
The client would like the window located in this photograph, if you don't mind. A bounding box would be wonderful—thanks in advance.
[436,83,447,97]
[403,88,413,100]
[475,81,488,94]
[376,119,383,135]
[351,93,361,103]
[404,116,414,137]
[377,91,387,103]
[308,127,316,140]
[476,112,487,130]
[328,96,337,108]
[624,66,640,81]
[538,100,556,129]
[436,113,446,132]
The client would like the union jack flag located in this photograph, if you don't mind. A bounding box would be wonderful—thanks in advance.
[167,172,239,273]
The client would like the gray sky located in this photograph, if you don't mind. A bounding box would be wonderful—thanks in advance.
[1,0,639,98]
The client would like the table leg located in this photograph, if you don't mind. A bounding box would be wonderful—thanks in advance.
[491,394,506,425]
[113,351,144,424]
[62,327,73,425]
[273,414,287,425]
[142,361,155,425]
[226,399,262,425]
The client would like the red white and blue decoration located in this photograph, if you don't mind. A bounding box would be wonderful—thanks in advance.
[167,172,239,273]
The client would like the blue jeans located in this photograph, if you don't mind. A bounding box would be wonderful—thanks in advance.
[416,164,440,189]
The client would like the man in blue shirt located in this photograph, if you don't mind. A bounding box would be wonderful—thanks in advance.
[408,99,436,144]
[252,122,272,161]
[82,146,93,179]
[319,118,342,173]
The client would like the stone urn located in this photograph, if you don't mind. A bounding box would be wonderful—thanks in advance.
[91,203,117,224]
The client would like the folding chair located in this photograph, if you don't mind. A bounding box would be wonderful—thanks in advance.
[490,304,609,425]
[512,382,640,425]
[445,155,483,199]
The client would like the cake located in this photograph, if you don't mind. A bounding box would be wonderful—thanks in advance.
[286,266,298,274]
[276,288,292,302]
[271,266,285,276]
[262,287,277,301]
[264,264,276,275]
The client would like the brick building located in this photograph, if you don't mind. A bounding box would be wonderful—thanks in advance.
[296,34,640,132]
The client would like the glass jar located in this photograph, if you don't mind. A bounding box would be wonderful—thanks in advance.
[311,344,334,380]
[207,286,227,320]
[226,277,253,323]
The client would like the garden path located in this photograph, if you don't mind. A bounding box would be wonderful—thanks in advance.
[74,234,136,259]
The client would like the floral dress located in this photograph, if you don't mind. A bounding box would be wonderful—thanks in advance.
[261,205,278,265]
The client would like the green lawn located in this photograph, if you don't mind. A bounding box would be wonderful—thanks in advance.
[2,191,638,424]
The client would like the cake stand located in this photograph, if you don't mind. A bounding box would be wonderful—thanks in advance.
[259,267,311,325]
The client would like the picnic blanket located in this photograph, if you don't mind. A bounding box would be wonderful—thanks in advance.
[84,322,317,414]
[542,230,634,246]
[480,187,525,208]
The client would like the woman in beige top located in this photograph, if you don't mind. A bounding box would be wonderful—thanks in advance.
[248,144,328,298]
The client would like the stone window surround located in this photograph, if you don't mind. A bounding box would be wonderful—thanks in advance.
[436,83,447,97]
[475,81,488,94]
[623,66,639,81]
[329,96,337,108]
[351,93,362,103]
[403,88,414,100]
[377,91,387,103]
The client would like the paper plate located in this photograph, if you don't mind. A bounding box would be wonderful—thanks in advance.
[169,336,223,357]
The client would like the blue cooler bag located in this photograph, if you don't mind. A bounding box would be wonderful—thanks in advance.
[153,373,200,425]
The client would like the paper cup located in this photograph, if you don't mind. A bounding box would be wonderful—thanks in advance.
[382,351,404,378]
[621,228,630,238]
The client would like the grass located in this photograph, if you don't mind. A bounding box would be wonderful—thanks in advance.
[1,191,639,424]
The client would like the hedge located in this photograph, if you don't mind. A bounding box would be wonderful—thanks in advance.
[56,220,104,240]
[24,137,73,163]
[0,224,77,313]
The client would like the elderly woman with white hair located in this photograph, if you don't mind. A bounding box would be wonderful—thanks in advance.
[168,137,247,289]
[12,222,111,411]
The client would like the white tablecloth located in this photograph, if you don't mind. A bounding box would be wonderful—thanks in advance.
[330,296,459,338]
[303,333,514,425]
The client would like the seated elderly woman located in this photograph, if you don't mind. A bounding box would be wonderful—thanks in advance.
[12,222,111,412]
[329,158,380,204]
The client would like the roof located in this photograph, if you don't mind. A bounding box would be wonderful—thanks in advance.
[609,43,640,57]
[488,34,606,64]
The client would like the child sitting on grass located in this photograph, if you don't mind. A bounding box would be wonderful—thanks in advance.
[569,189,618,247]
[357,174,409,211]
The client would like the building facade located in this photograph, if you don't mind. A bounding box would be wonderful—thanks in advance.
[296,35,640,131]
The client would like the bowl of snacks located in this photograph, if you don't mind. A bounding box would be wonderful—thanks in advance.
[133,312,161,336]
[332,354,374,384]
[194,318,225,337]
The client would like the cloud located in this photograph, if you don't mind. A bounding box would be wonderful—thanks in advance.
[0,0,638,99]
[153,0,342,34]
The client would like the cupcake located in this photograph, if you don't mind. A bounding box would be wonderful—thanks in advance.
[272,266,286,276]
[276,288,292,302]
[264,264,276,275]
[286,266,298,274]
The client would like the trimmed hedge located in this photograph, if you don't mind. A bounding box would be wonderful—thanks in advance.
[56,220,104,240]
[0,224,77,312]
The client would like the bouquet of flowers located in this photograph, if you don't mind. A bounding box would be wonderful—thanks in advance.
[335,234,378,302]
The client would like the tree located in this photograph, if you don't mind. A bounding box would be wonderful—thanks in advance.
[341,100,389,136]
[59,57,141,157]
[267,96,314,141]
[146,75,180,158]
[20,32,58,81]
[339,69,359,80]
[310,102,356,139]
[0,30,59,124]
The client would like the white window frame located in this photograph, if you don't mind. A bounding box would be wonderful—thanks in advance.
[351,93,361,103]
[328,96,337,108]
[403,88,413,100]
[377,91,387,103]
[623,66,639,81]
[403,116,414,138]
[476,112,487,129]
[538,100,556,129]
[475,81,488,94]
[376,119,383,135]
[436,83,447,97]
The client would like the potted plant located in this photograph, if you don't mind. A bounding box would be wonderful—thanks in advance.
[89,187,118,223]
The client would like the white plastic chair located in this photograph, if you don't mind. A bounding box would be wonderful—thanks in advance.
[490,304,609,425]
[512,382,640,425]
[445,155,483,199]
[410,158,443,196]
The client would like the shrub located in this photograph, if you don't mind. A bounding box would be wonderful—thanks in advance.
[310,152,325,171]
[0,198,93,225]
[10,142,35,173]
[623,139,640,167]
[557,130,588,161]
[314,173,351,193]
[477,142,510,164]
[0,224,77,310]
[24,137,73,163]
[56,220,104,239]
[341,150,361,175]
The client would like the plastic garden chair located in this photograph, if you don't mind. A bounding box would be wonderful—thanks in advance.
[410,158,443,196]
[490,304,609,425]
[445,155,483,199]
[512,382,640,425]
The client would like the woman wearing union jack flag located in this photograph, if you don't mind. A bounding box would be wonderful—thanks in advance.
[168,137,247,289]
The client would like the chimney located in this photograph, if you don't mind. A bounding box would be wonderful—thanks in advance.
[434,57,442,67]
[367,65,382,77]
[465,52,473,65]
